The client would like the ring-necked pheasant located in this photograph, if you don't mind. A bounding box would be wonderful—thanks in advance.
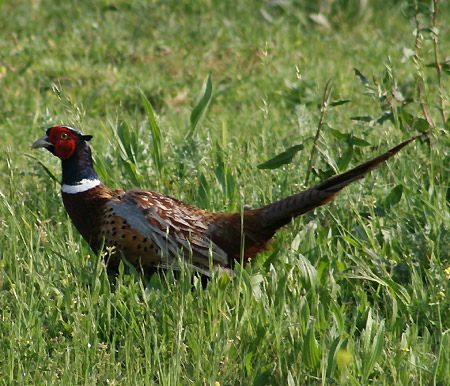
[32,125,424,276]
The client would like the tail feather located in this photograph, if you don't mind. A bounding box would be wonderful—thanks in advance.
[210,131,427,260]
[257,131,426,231]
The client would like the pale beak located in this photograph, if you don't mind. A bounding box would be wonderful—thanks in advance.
[31,136,52,149]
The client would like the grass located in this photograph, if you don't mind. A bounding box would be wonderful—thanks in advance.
[1,0,450,384]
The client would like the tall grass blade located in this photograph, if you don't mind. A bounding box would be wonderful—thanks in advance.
[141,91,163,177]
[303,318,320,370]
[362,318,385,381]
[187,73,213,139]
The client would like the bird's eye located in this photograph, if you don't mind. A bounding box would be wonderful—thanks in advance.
[60,132,69,139]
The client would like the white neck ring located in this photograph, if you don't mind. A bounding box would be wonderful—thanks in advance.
[61,179,101,194]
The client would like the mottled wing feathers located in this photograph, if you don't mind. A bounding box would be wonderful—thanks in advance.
[100,204,163,271]
[100,189,229,276]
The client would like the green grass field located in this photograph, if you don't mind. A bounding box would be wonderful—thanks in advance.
[1,0,450,384]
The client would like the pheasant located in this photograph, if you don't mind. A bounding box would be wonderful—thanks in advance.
[32,125,424,276]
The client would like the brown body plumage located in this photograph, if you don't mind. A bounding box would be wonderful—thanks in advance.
[32,126,425,276]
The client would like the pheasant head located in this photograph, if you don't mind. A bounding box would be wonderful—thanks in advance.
[32,125,100,191]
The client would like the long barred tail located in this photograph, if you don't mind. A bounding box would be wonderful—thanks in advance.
[255,131,427,232]
[211,131,427,260]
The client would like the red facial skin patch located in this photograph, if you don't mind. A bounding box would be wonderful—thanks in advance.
[47,126,78,160]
